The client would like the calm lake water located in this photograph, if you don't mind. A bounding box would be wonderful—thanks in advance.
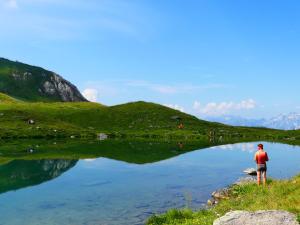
[0,141,299,225]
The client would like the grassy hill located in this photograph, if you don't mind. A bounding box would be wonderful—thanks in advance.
[0,95,221,138]
[0,92,299,142]
[0,93,18,103]
[0,58,87,102]
[0,58,299,142]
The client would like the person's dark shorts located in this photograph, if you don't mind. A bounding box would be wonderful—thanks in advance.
[257,164,267,172]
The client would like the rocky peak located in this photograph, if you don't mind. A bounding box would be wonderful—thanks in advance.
[0,57,87,102]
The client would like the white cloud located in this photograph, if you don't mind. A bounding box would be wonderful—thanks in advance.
[3,0,18,9]
[212,143,256,153]
[126,80,226,95]
[164,104,185,112]
[193,99,256,116]
[82,88,98,102]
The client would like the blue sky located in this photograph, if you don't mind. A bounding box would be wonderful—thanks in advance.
[1,0,300,118]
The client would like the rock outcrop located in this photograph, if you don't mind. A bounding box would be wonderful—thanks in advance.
[212,188,230,199]
[0,57,87,102]
[243,168,257,176]
[40,73,87,102]
[213,210,299,225]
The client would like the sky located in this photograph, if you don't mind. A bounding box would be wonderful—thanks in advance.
[1,0,300,119]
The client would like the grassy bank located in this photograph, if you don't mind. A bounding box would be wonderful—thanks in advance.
[147,175,300,225]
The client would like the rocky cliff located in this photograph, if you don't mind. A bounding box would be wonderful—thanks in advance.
[0,57,87,102]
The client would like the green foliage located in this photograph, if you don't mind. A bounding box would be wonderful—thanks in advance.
[147,209,216,225]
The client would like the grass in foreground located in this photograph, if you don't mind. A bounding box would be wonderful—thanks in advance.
[147,175,300,225]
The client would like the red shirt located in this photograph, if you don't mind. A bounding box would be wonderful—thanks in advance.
[255,150,269,164]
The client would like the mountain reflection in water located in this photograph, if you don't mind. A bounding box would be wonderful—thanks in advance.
[0,159,77,194]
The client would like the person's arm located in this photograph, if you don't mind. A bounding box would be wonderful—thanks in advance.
[265,152,269,161]
[254,152,258,163]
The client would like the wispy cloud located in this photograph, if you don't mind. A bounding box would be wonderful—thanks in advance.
[193,99,257,116]
[2,0,18,9]
[82,88,98,102]
[126,80,226,94]
[0,0,156,41]
[164,104,185,112]
[81,79,228,106]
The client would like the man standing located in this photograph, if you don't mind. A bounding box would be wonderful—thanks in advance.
[254,144,269,186]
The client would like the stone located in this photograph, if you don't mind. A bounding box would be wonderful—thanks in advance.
[28,119,35,125]
[98,133,108,141]
[207,199,213,206]
[41,73,87,102]
[207,199,218,206]
[212,188,230,199]
[243,168,257,176]
[213,210,299,225]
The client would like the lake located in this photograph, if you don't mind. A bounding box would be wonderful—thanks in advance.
[0,141,299,225]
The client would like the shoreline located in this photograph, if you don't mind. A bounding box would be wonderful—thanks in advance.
[146,174,300,225]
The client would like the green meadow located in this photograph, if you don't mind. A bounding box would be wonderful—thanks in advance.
[0,93,300,143]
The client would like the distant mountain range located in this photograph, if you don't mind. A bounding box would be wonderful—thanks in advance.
[0,58,87,102]
[205,113,300,130]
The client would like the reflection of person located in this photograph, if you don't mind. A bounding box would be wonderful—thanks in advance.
[178,142,184,149]
[254,144,269,186]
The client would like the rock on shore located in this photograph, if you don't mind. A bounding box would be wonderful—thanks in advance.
[243,168,257,175]
[213,210,299,225]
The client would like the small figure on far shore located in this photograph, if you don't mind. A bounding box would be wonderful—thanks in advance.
[178,123,184,129]
[254,143,269,186]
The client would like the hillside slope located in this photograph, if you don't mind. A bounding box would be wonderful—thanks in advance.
[0,97,223,138]
[0,58,87,102]
[0,94,298,142]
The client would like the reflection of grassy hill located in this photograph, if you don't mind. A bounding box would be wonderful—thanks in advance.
[0,139,214,164]
[0,139,213,194]
[1,93,299,141]
[0,159,77,194]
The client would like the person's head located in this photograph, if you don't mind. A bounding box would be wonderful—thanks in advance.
[258,144,264,150]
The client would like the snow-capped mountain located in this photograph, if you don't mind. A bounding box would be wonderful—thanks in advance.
[205,112,300,130]
[263,113,300,130]
[205,115,266,127]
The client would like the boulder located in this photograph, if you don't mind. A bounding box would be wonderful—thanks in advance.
[212,188,230,199]
[28,119,35,125]
[98,133,108,141]
[213,210,298,225]
[243,168,257,176]
[207,199,218,206]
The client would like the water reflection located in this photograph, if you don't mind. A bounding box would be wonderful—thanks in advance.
[0,159,77,194]
[0,141,299,225]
